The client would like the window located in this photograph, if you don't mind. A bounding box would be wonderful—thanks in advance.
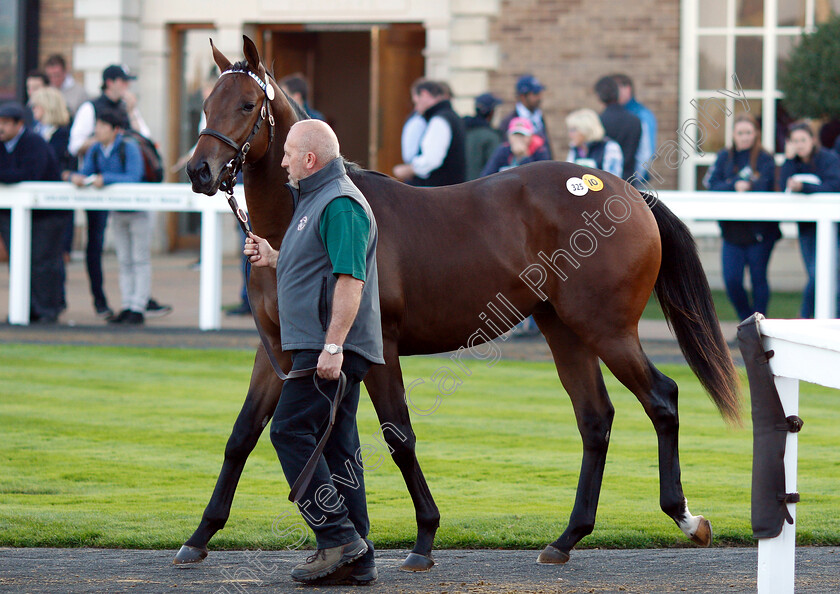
[0,0,18,101]
[0,0,38,103]
[679,0,839,190]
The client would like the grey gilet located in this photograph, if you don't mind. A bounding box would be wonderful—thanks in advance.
[275,158,385,365]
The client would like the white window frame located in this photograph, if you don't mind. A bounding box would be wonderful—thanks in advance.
[679,0,820,190]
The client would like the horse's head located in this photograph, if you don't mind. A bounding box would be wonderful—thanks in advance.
[187,35,293,195]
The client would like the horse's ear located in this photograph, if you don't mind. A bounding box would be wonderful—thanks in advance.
[242,35,265,76]
[210,39,232,73]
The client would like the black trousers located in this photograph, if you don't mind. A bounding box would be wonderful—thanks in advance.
[270,349,372,549]
[0,209,72,321]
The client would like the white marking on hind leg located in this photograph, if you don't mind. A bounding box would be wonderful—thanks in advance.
[675,498,701,538]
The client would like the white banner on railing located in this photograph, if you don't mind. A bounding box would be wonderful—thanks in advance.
[2,184,839,328]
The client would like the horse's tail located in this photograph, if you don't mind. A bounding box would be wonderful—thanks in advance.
[646,193,742,424]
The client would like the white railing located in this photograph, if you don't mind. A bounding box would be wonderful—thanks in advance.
[660,191,840,319]
[0,182,236,330]
[753,318,840,593]
[2,185,840,329]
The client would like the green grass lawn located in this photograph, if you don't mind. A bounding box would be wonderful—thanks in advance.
[643,290,803,322]
[1,343,838,550]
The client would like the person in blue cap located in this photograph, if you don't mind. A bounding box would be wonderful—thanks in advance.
[463,92,503,180]
[499,74,552,158]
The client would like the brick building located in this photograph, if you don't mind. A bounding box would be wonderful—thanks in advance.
[4,0,838,250]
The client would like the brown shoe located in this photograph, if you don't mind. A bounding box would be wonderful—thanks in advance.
[291,538,368,582]
[309,560,378,586]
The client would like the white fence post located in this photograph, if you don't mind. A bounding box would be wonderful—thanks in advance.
[756,375,799,594]
[814,219,838,318]
[8,204,32,325]
[753,319,840,593]
[199,209,223,331]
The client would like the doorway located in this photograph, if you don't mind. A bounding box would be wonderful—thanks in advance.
[258,23,425,174]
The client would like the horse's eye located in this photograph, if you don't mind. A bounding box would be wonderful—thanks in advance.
[243,102,256,112]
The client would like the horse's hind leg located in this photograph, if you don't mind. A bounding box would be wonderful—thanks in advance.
[174,345,288,564]
[532,310,616,564]
[597,335,712,546]
[363,340,439,572]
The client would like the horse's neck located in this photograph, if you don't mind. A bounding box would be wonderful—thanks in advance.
[243,138,293,246]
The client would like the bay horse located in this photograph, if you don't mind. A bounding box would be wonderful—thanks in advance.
[177,36,740,571]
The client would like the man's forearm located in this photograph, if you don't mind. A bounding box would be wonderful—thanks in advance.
[325,274,364,346]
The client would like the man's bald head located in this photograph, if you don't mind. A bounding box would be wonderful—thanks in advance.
[282,119,341,185]
[288,119,340,163]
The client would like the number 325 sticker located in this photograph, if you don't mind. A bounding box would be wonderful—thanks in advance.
[566,177,589,196]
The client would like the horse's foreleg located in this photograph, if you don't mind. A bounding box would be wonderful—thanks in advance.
[533,311,615,564]
[174,346,287,564]
[364,349,439,572]
[598,338,712,547]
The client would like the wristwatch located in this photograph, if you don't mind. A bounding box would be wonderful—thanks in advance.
[323,343,343,355]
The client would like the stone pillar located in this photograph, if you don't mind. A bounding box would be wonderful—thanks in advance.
[73,0,142,96]
[448,0,500,115]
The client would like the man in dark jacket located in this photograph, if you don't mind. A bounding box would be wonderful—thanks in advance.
[463,92,503,180]
[595,75,641,181]
[0,102,72,324]
[499,75,552,158]
[67,64,151,319]
[392,80,467,186]
[244,120,383,585]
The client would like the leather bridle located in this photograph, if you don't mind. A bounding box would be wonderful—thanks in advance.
[199,68,276,200]
[198,67,345,505]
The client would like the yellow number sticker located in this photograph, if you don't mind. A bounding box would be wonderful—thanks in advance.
[582,174,604,191]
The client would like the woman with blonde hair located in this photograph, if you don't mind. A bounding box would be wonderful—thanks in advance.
[29,86,75,311]
[29,87,73,172]
[565,108,623,178]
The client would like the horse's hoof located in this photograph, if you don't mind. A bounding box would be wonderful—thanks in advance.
[173,545,208,564]
[536,545,570,564]
[399,552,434,572]
[689,516,713,547]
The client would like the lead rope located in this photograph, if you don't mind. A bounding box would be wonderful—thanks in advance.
[223,160,346,505]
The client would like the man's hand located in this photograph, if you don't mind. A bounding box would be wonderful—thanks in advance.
[318,275,364,380]
[123,91,138,111]
[317,349,343,380]
[70,173,86,187]
[92,174,105,188]
[392,163,414,181]
[244,232,278,268]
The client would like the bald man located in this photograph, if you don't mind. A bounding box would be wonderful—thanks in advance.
[245,120,384,585]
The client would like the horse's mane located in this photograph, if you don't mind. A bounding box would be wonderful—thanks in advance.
[224,61,311,122]
[344,159,390,180]
[279,88,311,122]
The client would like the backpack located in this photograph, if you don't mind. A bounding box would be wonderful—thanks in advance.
[122,129,164,183]
[92,130,164,183]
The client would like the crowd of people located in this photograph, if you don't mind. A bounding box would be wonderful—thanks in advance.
[392,71,840,323]
[4,59,840,326]
[1,57,171,325]
[394,72,654,187]
[707,116,840,320]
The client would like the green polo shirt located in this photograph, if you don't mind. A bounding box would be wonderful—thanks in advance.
[319,196,370,282]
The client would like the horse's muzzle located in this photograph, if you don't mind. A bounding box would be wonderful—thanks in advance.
[186,159,219,195]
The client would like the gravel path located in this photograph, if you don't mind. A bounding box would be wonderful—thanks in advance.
[1,546,838,593]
